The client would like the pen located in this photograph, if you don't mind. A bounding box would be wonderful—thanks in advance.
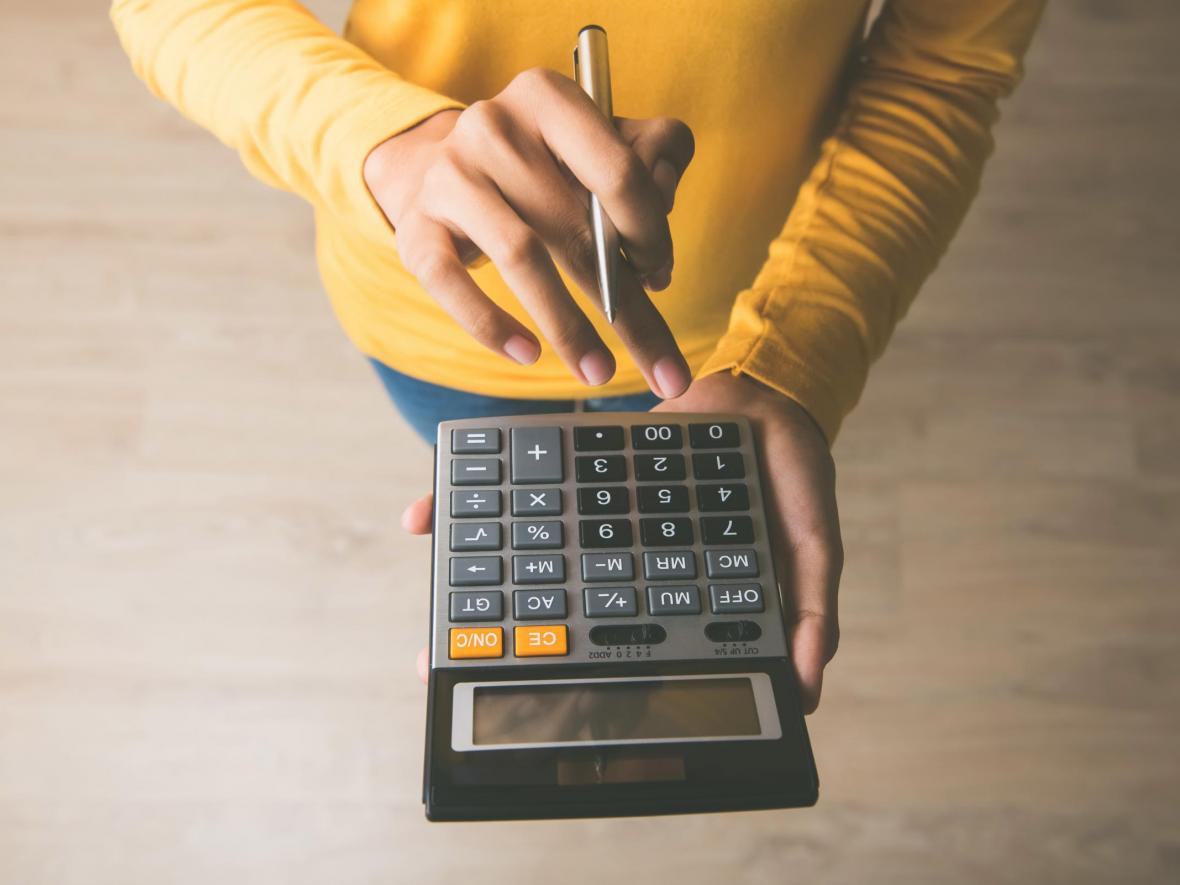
[574,25,619,324]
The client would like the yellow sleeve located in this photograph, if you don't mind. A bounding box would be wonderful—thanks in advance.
[109,0,462,243]
[698,0,1046,442]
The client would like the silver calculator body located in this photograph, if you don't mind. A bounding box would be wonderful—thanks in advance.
[424,413,818,820]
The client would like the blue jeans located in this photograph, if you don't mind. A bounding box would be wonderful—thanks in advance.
[371,360,661,443]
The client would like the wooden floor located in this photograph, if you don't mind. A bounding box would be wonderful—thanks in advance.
[2,1,1178,882]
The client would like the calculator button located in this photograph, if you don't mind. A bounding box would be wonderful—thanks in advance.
[581,552,634,582]
[574,425,625,451]
[451,457,502,485]
[510,427,563,484]
[646,585,701,615]
[449,522,502,552]
[642,550,697,580]
[513,554,565,584]
[577,486,630,515]
[589,623,667,646]
[640,517,694,547]
[579,518,633,548]
[449,626,503,659]
[631,424,683,449]
[575,454,627,483]
[511,520,563,550]
[449,555,503,586]
[704,620,762,643]
[696,483,749,512]
[450,489,502,518]
[514,624,569,657]
[636,484,690,513]
[634,453,686,481]
[451,428,501,454]
[689,422,740,449]
[701,516,754,545]
[709,583,765,614]
[514,589,567,620]
[512,488,562,516]
[705,549,759,578]
[584,587,639,617]
[449,590,503,622]
[692,451,745,480]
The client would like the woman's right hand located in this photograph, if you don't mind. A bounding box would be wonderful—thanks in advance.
[362,67,696,398]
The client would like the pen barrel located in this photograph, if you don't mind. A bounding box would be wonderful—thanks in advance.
[575,26,613,119]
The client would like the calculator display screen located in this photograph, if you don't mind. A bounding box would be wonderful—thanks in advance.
[464,676,768,748]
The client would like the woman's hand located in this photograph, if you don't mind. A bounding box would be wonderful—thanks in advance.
[653,373,842,713]
[363,68,695,398]
[400,372,842,711]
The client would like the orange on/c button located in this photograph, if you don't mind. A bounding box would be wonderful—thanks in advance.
[449,627,503,659]
[514,624,569,657]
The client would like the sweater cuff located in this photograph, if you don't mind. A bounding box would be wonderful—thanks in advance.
[698,291,871,445]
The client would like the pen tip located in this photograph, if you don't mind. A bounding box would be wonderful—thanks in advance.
[604,305,615,324]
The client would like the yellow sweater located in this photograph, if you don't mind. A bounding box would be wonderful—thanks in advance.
[111,0,1042,441]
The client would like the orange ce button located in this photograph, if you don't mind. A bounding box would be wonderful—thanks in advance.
[449,627,503,659]
[514,624,569,657]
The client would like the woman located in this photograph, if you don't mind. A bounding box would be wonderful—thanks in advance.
[111,0,1044,711]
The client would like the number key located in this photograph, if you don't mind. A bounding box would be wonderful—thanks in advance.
[701,515,754,545]
[640,517,694,547]
[636,484,689,513]
[692,451,745,479]
[688,422,740,448]
[696,483,749,511]
[631,424,683,449]
[575,454,627,483]
[577,486,630,515]
[579,518,633,548]
[634,453,686,481]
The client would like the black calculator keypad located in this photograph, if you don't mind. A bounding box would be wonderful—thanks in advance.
[435,414,784,665]
[577,485,630,515]
[575,454,627,483]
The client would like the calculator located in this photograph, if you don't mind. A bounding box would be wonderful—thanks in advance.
[423,413,818,820]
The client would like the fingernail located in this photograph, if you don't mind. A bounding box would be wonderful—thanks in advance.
[652,355,691,399]
[503,335,540,365]
[579,350,615,386]
[645,264,673,292]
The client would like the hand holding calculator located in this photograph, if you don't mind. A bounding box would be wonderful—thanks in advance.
[423,413,819,820]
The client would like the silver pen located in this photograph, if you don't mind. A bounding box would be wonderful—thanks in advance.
[574,25,619,324]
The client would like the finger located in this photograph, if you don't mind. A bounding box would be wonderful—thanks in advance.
[759,436,844,712]
[608,268,693,399]
[516,71,673,276]
[400,493,434,535]
[417,646,428,683]
[397,215,541,365]
[616,116,695,213]
[777,493,842,713]
[435,169,615,386]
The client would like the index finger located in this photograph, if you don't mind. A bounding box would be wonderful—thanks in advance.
[517,71,673,276]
